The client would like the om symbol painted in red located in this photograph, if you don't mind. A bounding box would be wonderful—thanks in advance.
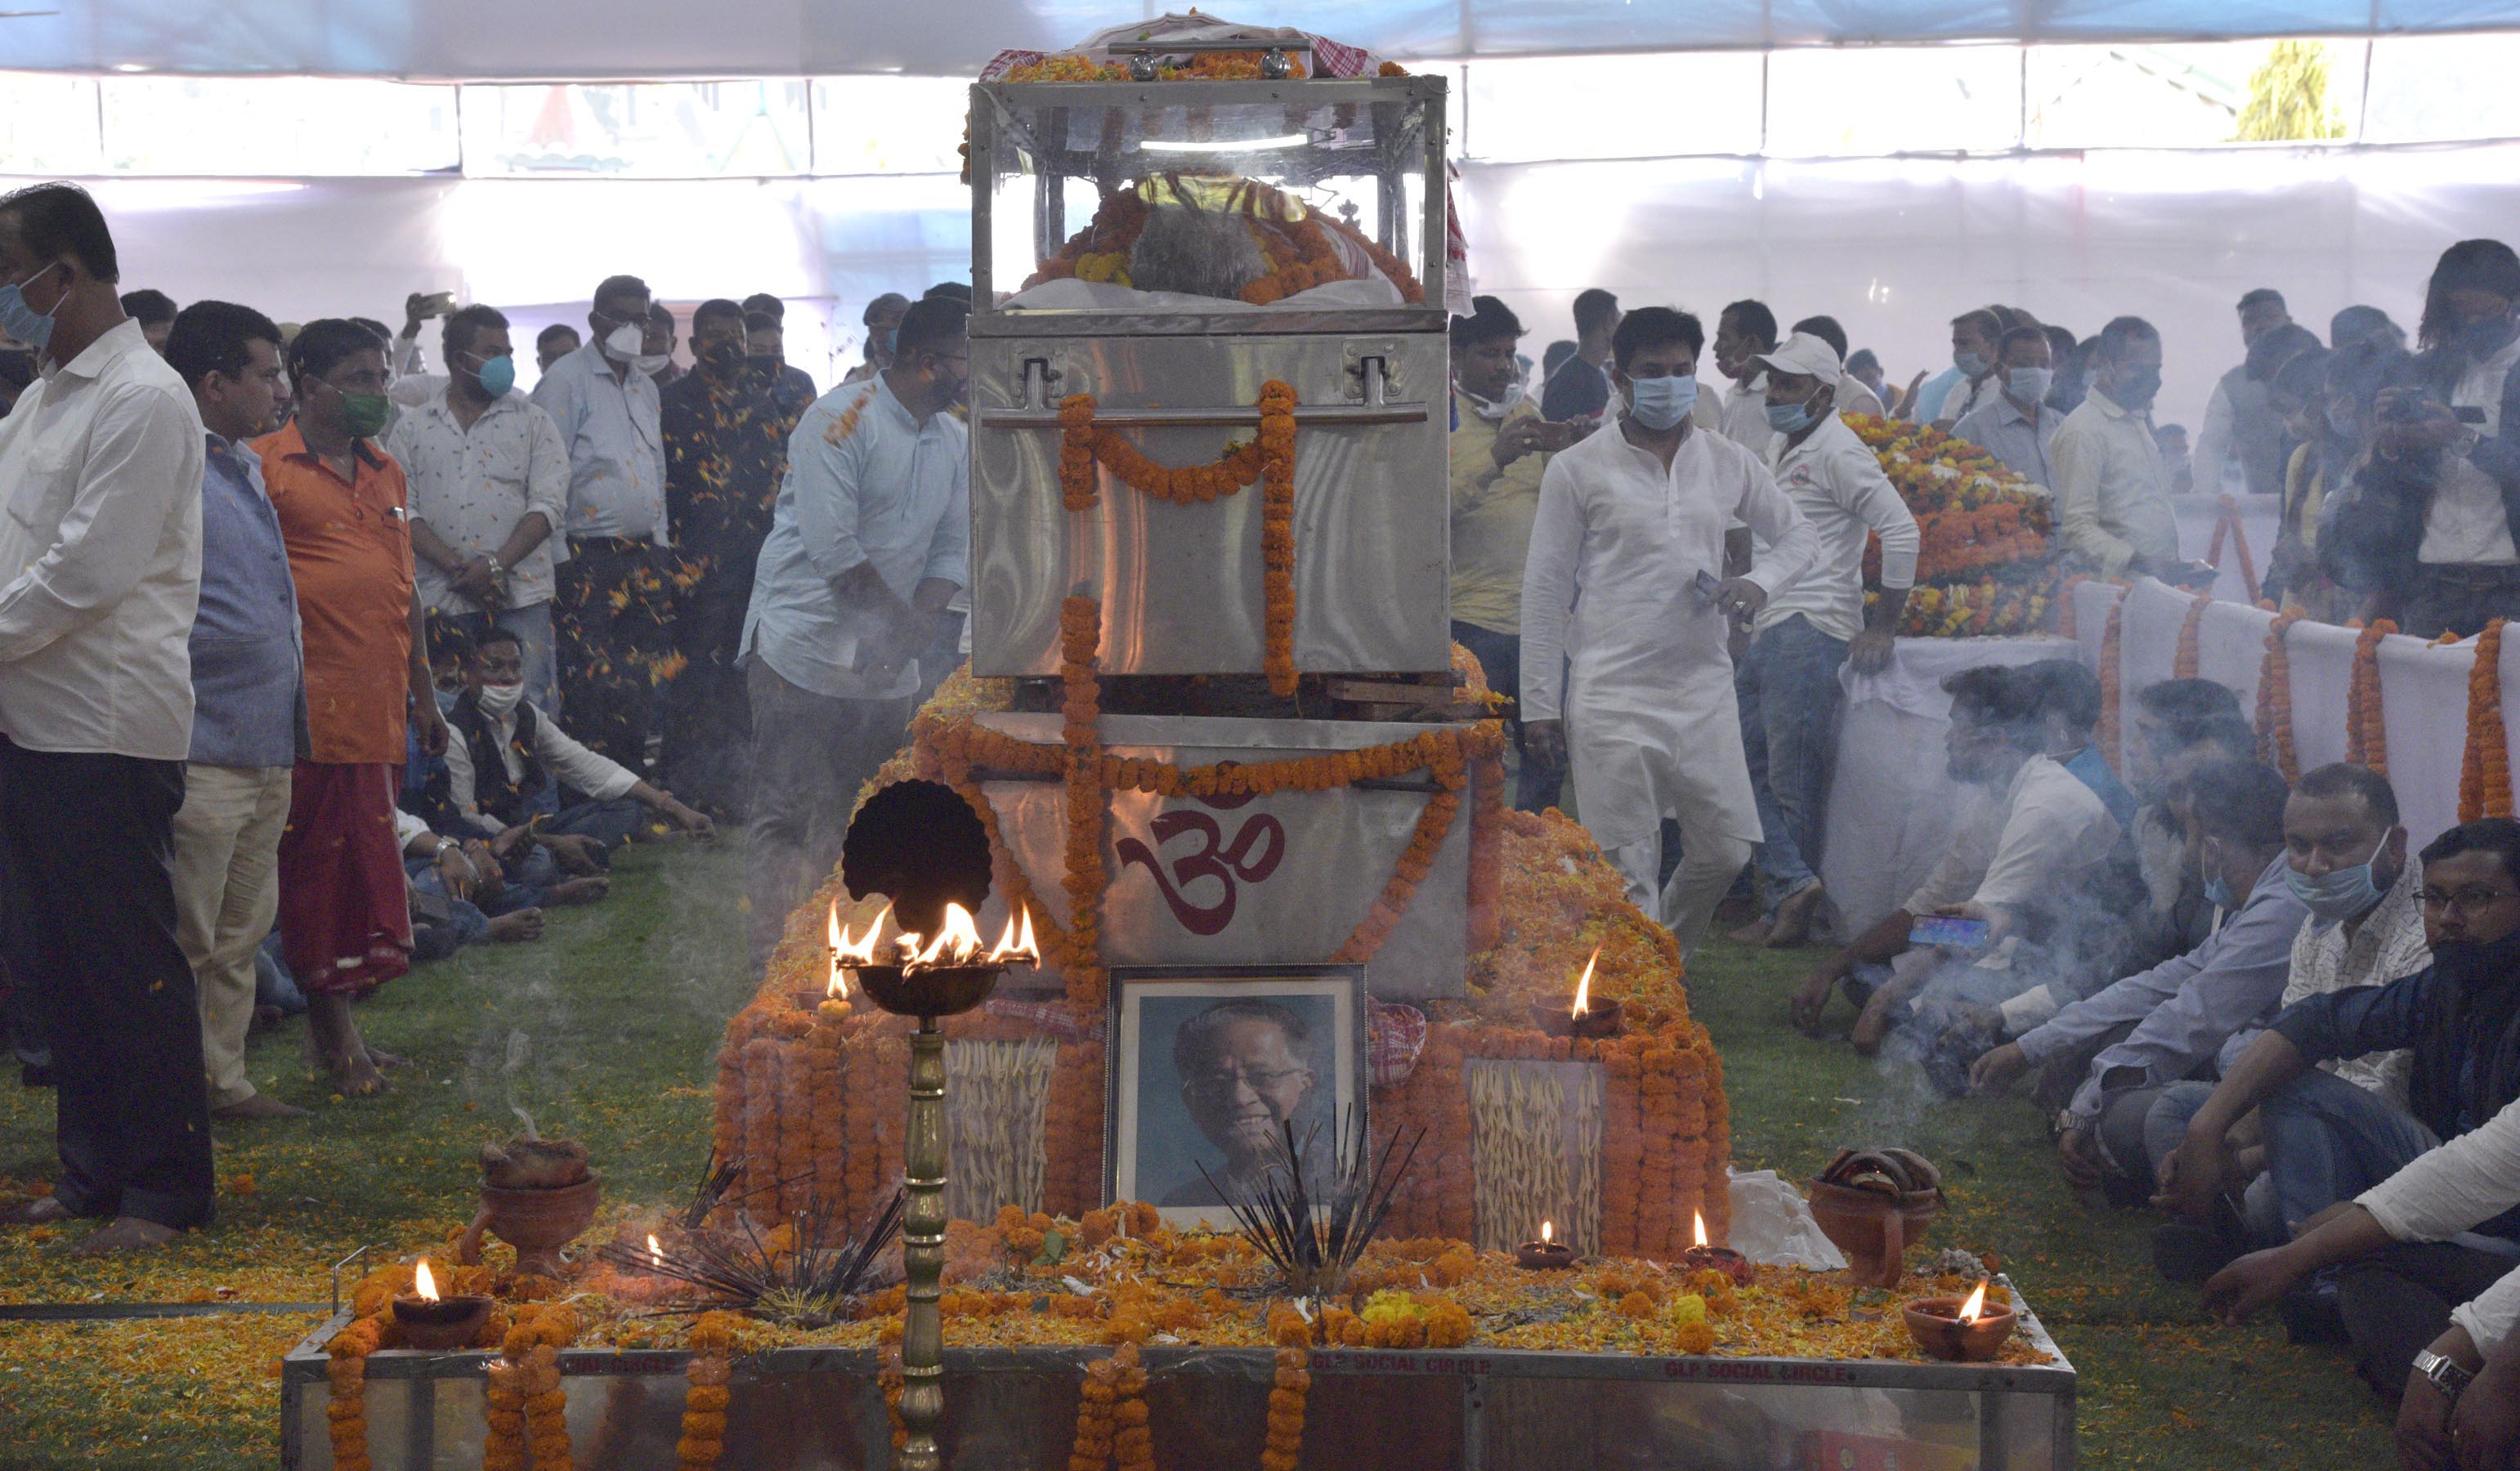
[1114,770,1287,937]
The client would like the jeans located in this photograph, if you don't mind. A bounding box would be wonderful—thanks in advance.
[440,601,558,718]
[405,863,490,964]
[1451,619,1560,814]
[2142,1080,2288,1242]
[1734,615,1846,914]
[2338,1241,2520,1398]
[2403,564,2520,642]
[743,659,916,968]
[546,795,650,851]
[2255,1069,2442,1236]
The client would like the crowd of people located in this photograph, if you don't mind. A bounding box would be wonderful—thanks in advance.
[0,181,973,1256]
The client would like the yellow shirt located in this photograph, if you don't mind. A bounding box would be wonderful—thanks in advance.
[1448,391,1551,634]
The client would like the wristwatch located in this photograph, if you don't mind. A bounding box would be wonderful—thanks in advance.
[435,838,461,860]
[485,554,506,579]
[2415,1348,2476,1402]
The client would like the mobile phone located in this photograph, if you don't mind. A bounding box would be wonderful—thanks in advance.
[1909,914,1990,950]
[2456,405,2488,426]
[1692,570,1724,607]
[419,290,457,317]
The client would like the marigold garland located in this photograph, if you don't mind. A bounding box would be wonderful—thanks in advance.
[2347,620,2397,778]
[1066,1341,1152,1471]
[2256,610,2307,781]
[1262,1308,1314,1471]
[2173,591,2212,680]
[2464,619,2514,822]
[1060,597,1108,1010]
[484,1302,578,1471]
[675,1312,740,1471]
[2097,589,2128,771]
[2055,573,2090,640]
[324,1312,385,1471]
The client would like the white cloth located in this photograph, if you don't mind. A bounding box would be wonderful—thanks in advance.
[392,805,435,851]
[1836,373,1886,420]
[741,374,970,702]
[1756,414,1919,642]
[2455,333,2520,437]
[2417,454,2518,566]
[0,318,204,761]
[2224,856,2426,1100]
[386,384,572,613]
[1520,419,1818,851]
[2051,387,2180,577]
[530,339,667,544]
[1717,377,1776,454]
[2358,1093,2520,1354]
[1971,755,2121,911]
[441,698,640,835]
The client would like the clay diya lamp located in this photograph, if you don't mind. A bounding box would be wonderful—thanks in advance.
[459,1138,603,1278]
[1679,1210,1756,1287]
[392,1259,491,1351]
[1902,1280,2018,1361]
[1809,1149,1944,1289]
[1530,947,1624,1040]
[1515,1219,1574,1270]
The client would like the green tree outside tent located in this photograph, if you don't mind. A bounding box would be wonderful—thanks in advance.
[2234,40,2347,141]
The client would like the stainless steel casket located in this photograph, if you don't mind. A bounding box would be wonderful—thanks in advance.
[965,74,1453,679]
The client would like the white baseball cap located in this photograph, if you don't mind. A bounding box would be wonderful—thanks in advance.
[1754,331,1844,383]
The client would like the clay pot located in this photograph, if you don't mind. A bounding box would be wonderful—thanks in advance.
[1806,1179,1940,1288]
[1902,1294,2018,1361]
[457,1171,602,1277]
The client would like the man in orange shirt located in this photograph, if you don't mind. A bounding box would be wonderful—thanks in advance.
[253,320,449,1097]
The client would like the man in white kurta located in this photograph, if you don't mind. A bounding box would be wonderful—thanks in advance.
[1522,307,1820,955]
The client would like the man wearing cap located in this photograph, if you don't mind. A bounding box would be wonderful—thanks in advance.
[1522,306,1820,956]
[1731,332,1919,948]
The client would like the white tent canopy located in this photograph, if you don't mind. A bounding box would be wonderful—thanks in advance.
[9,0,2520,79]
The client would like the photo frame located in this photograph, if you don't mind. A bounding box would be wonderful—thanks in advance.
[1104,964,1368,1232]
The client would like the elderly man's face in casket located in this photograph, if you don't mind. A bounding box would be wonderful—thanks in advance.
[1180,1016,1316,1167]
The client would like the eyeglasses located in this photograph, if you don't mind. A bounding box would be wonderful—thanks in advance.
[2418,888,2520,916]
[1186,1066,1306,1098]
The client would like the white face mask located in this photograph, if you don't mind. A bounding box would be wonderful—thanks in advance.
[633,351,672,376]
[476,680,526,717]
[601,321,644,361]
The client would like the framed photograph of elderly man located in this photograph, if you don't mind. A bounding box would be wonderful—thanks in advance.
[1105,965,1367,1231]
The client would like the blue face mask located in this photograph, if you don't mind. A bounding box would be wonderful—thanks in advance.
[2203,871,2238,913]
[1766,396,1822,435]
[1626,373,1698,431]
[2283,834,2390,922]
[2006,367,2053,405]
[464,351,517,400]
[0,260,65,354]
[1955,351,1991,378]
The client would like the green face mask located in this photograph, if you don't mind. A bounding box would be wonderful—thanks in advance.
[322,382,391,440]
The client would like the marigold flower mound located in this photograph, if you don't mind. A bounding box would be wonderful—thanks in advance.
[1844,414,2063,638]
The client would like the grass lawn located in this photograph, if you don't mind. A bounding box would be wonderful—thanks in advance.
[0,842,2392,1468]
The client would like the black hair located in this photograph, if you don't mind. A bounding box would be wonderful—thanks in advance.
[2294,761,2401,828]
[2185,713,2262,764]
[2237,287,2287,314]
[2182,759,2292,850]
[0,182,119,284]
[893,297,967,360]
[593,275,650,316]
[349,317,393,351]
[2245,322,2323,383]
[2419,817,2520,886]
[165,300,283,391]
[1720,299,1778,351]
[1449,294,1523,347]
[648,300,678,326]
[1996,324,2050,363]
[1791,315,1849,361]
[2271,346,2330,405]
[536,323,580,351]
[442,304,509,363]
[741,293,786,320]
[2420,239,2520,355]
[2326,339,2422,418]
[1993,304,2043,333]
[923,281,974,305]
[1573,288,1620,338]
[1171,998,1312,1079]
[473,625,525,658]
[692,298,747,335]
[424,615,477,668]
[119,288,176,326]
[1612,306,1706,373]
[2043,324,2080,359]
[862,292,910,324]
[2022,658,2101,735]
[287,318,386,387]
[1951,306,2005,342]
[1942,665,2043,749]
[1846,348,1881,377]
[2095,315,2160,363]
[1541,340,1577,378]
[744,312,783,338]
[2136,677,2242,726]
[2330,304,2398,351]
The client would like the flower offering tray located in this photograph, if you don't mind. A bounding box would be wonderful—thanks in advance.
[280,1288,2076,1470]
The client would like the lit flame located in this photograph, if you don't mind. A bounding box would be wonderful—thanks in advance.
[414,1258,439,1303]
[647,1234,664,1269]
[1540,1219,1554,1245]
[915,903,987,966]
[1957,1280,1988,1325]
[986,906,1041,966]
[1693,1210,1708,1250]
[1571,947,1599,1017]
[830,901,891,977]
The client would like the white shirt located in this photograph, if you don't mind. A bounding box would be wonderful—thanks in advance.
[0,318,204,760]
[1837,373,1887,420]
[2455,333,2520,438]
[1520,418,1817,849]
[1718,376,1776,454]
[1755,413,1920,642]
[2221,856,2427,1098]
[386,385,573,613]
[441,698,640,836]
[2358,1093,2520,1353]
[530,340,667,543]
[741,375,970,702]
[2051,387,2181,577]
[1901,756,2119,917]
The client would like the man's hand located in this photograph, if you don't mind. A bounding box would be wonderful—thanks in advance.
[1971,1041,2030,1096]
[404,291,449,334]
[1524,719,1567,775]
[462,838,503,887]
[663,798,717,843]
[2397,1365,2456,1471]
[2376,390,2462,457]
[2056,1123,2104,1188]
[2153,1124,2235,1223]
[2200,1245,2303,1326]
[2451,1348,2520,1471]
[1936,899,2015,946]
[490,824,532,861]
[1788,964,1846,1035]
[540,832,605,875]
[1715,576,1767,634]
[412,696,450,758]
[1491,417,1547,471]
[1848,626,1896,676]
[450,556,508,608]
[434,843,479,904]
[1891,370,1930,419]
